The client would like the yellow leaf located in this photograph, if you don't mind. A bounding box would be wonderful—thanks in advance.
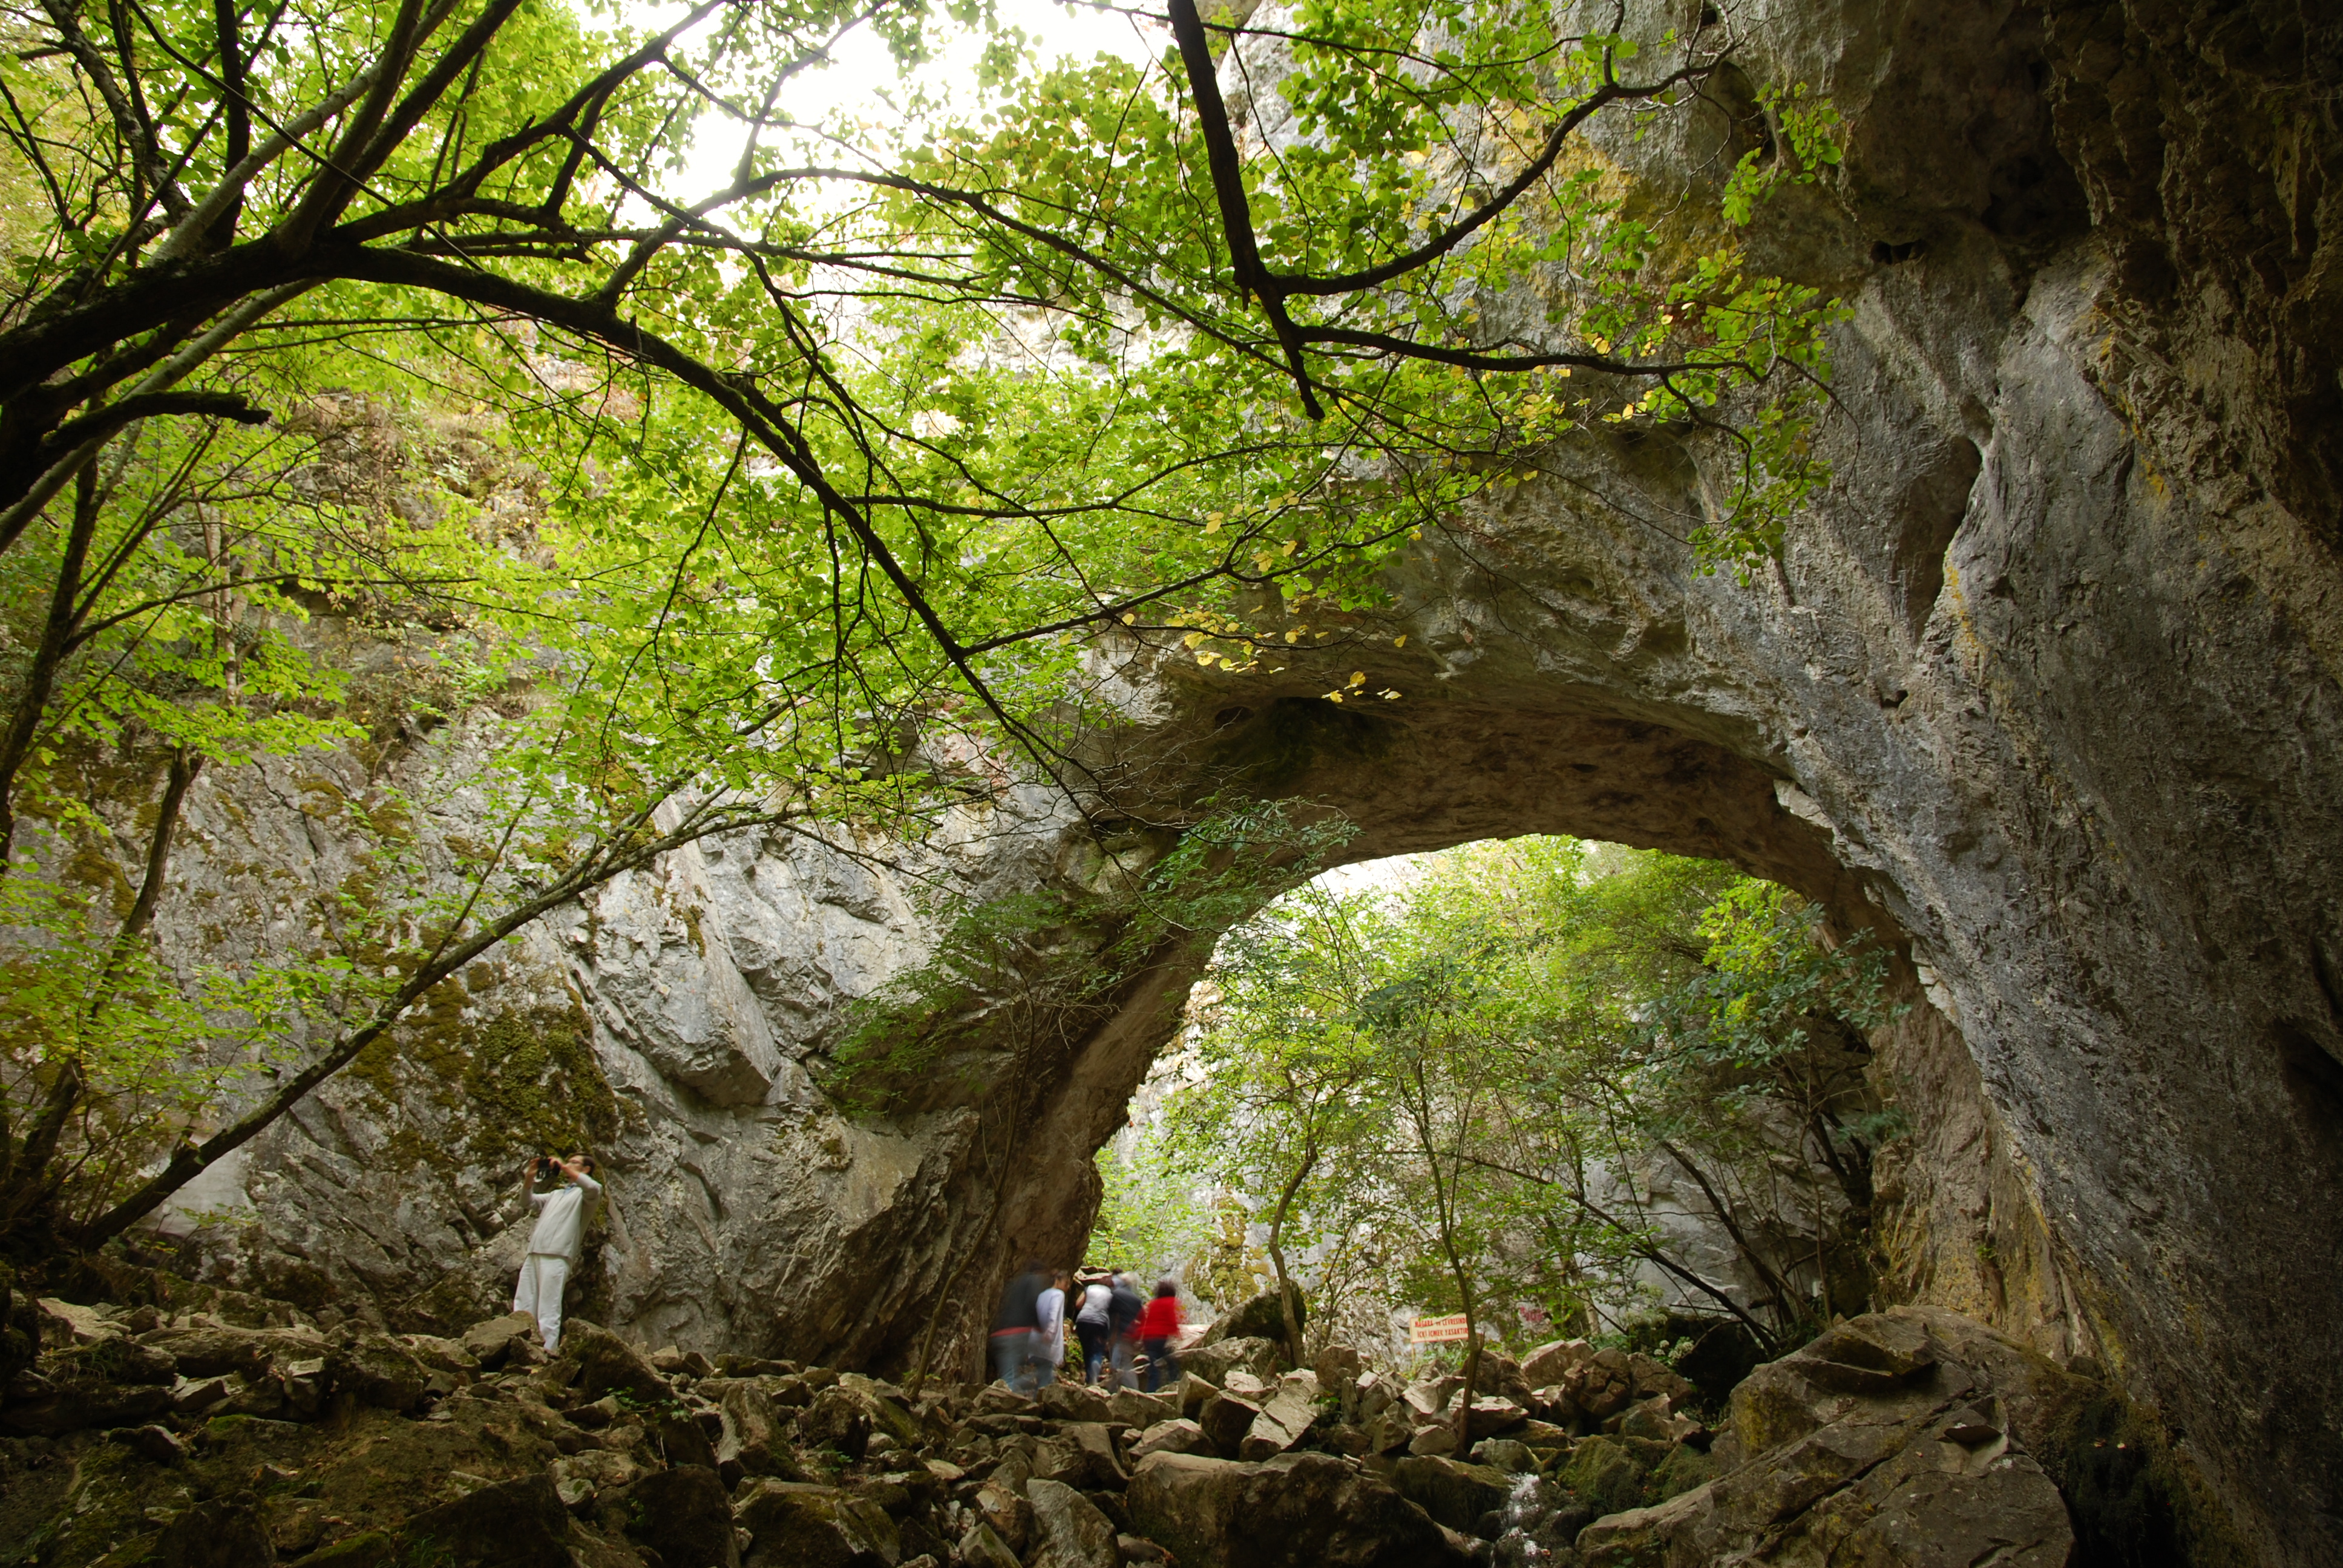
[1348,671,1365,686]
[1394,635,1407,647]
[1183,632,1205,648]
[1325,691,1345,703]
[1196,651,1216,665]
[1281,540,1297,556]
[1121,613,1136,626]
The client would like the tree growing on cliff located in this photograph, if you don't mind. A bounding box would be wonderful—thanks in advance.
[0,0,1846,1258]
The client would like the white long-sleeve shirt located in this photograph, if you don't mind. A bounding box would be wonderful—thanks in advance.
[1035,1285,1066,1346]
[526,1172,603,1265]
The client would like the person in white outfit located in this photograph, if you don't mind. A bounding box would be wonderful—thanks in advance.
[1031,1270,1068,1389]
[513,1153,601,1351]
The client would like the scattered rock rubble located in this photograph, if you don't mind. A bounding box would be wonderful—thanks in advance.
[0,1278,2092,1567]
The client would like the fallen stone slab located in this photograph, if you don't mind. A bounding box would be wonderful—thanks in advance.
[1028,1477,1121,1568]
[1126,1449,1473,1567]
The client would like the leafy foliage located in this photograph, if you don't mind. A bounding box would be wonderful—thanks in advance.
[1148,835,1902,1370]
[0,0,1849,1253]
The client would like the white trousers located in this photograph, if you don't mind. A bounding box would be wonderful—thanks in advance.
[513,1253,571,1351]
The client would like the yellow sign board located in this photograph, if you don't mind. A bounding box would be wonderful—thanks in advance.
[1409,1314,1470,1344]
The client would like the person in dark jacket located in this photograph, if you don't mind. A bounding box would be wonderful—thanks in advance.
[1106,1273,1146,1390]
[1136,1278,1183,1393]
[991,1261,1048,1392]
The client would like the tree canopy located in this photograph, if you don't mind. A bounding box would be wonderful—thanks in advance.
[0,0,1847,1253]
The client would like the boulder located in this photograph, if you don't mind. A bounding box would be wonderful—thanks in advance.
[1573,1310,2082,1568]
[1611,1396,1701,1444]
[1027,1477,1121,1568]
[146,1491,277,1567]
[616,1467,738,1568]
[1132,1418,1216,1460]
[1126,1449,1472,1567]
[1191,1290,1304,1351]
[1222,1368,1271,1400]
[34,1297,120,1347]
[1464,1398,1527,1440]
[799,1385,874,1461]
[560,1321,669,1406]
[327,1332,431,1410]
[973,1480,1034,1552]
[1238,1388,1320,1461]
[398,1474,573,1567]
[1401,1377,1456,1422]
[1312,1344,1364,1395]
[1039,1421,1130,1490]
[1648,1443,1715,1501]
[401,1334,482,1377]
[1391,1455,1513,1534]
[1040,1379,1115,1422]
[653,1407,722,1471]
[51,1335,178,1384]
[837,1373,928,1448]
[1475,1351,1535,1406]
[1197,1390,1261,1455]
[1518,1339,1590,1389]
[1349,1369,1397,1425]
[1561,1435,1650,1517]
[716,1382,802,1483]
[460,1311,541,1370]
[1624,1353,1695,1408]
[1184,1335,1280,1388]
[142,1323,328,1380]
[1104,1387,1178,1428]
[735,1480,900,1568]
[1561,1350,1636,1422]
[1470,1439,1541,1474]
[1406,1425,1460,1459]
[0,1377,173,1434]
[958,1521,1021,1568]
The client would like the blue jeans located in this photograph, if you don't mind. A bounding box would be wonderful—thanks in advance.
[1142,1337,1179,1393]
[1077,1322,1110,1385]
[1031,1333,1060,1389]
[993,1331,1038,1392]
[1109,1334,1134,1390]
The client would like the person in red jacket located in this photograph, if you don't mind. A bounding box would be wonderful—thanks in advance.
[1136,1279,1184,1393]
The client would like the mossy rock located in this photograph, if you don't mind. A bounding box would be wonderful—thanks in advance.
[1195,1290,1304,1350]
[1649,1443,1716,1501]
[288,1532,395,1566]
[396,1474,571,1567]
[1561,1436,1650,1518]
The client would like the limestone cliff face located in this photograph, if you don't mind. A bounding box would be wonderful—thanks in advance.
[122,0,2340,1560]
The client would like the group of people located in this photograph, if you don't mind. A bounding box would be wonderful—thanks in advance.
[991,1262,1187,1394]
[505,1155,1196,1399]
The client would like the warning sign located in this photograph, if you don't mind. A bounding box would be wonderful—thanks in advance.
[1408,1314,1471,1344]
